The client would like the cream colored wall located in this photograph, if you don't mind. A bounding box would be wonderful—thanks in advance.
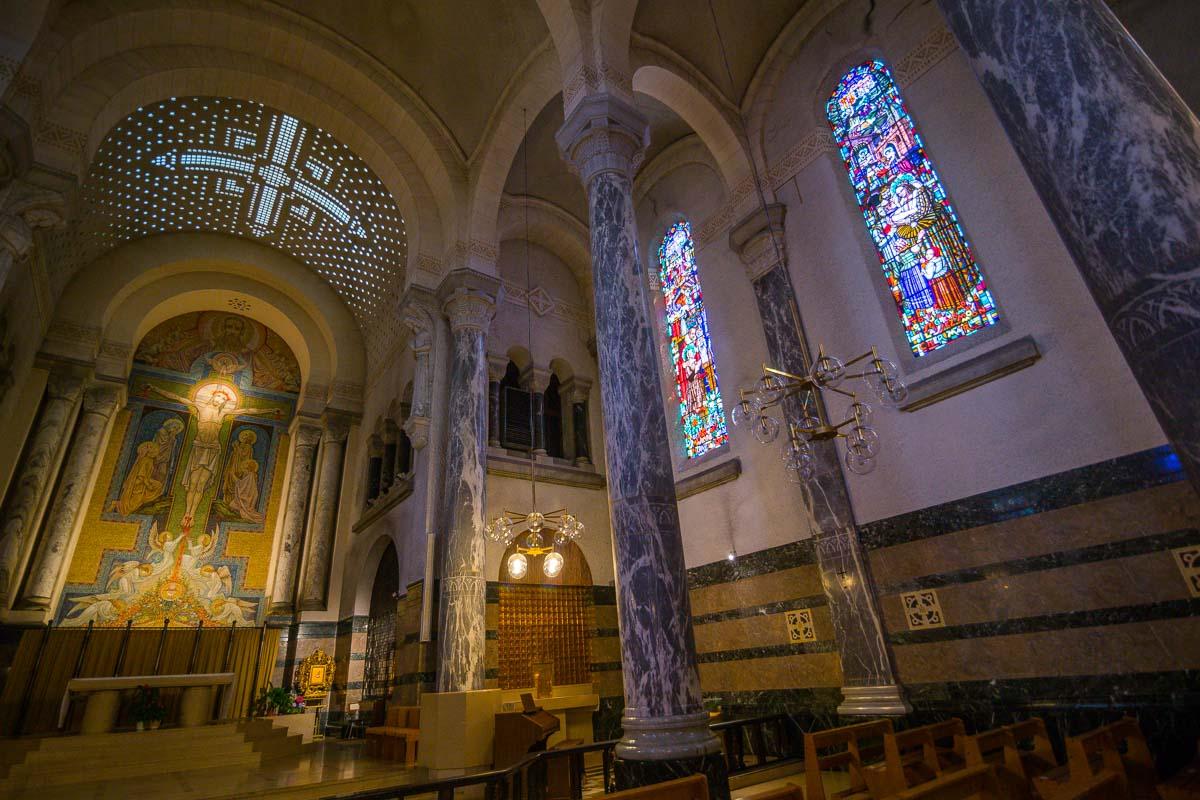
[755,2,1166,525]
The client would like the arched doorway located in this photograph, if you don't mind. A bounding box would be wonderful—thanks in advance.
[362,540,399,702]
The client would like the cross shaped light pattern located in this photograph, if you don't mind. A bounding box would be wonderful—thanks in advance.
[82,97,407,322]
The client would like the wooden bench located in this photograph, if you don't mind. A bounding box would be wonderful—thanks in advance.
[804,719,895,800]
[1034,718,1157,800]
[744,784,803,800]
[606,774,709,800]
[880,718,969,795]
[959,725,1036,800]
[364,704,420,764]
[895,765,1005,800]
[1007,720,1059,783]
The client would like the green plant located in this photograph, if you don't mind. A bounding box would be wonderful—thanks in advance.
[255,683,306,715]
[130,685,166,723]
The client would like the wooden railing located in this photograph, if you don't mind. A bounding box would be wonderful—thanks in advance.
[331,713,804,800]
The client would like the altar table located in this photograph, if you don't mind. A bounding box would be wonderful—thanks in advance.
[59,672,237,733]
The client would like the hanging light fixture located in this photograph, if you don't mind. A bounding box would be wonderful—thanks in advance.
[485,108,586,578]
[733,346,907,483]
[699,0,908,486]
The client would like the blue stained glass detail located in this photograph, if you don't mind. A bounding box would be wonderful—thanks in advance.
[658,220,728,458]
[827,61,999,356]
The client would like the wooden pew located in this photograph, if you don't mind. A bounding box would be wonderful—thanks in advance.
[1006,720,1059,782]
[743,785,804,800]
[895,765,1004,800]
[605,774,709,800]
[880,719,969,795]
[959,725,1036,800]
[804,719,894,800]
[364,704,420,764]
[1034,717,1157,800]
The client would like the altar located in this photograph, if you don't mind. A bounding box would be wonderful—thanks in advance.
[60,672,237,734]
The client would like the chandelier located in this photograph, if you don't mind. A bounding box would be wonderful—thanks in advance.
[485,107,586,580]
[733,346,908,482]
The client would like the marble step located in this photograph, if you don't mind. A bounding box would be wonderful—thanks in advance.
[3,746,263,789]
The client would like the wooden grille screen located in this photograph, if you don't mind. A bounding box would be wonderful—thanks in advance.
[497,584,592,690]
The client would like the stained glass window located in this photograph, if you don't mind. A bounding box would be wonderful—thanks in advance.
[827,61,998,356]
[658,220,727,458]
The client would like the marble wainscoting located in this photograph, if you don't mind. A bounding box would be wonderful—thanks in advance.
[861,445,1200,772]
[685,541,843,728]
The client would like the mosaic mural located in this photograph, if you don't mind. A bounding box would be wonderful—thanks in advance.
[58,311,300,627]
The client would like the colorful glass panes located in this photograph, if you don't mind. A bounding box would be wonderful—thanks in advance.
[827,61,998,356]
[658,220,728,458]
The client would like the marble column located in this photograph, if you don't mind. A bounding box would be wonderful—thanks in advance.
[0,372,83,604]
[435,275,497,693]
[570,379,592,466]
[18,384,121,610]
[529,369,550,456]
[381,425,397,494]
[729,205,908,716]
[558,94,728,796]
[269,422,322,615]
[938,0,1200,489]
[298,415,350,611]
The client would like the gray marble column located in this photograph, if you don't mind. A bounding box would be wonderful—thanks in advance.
[269,422,322,615]
[366,436,383,504]
[381,424,398,494]
[938,0,1200,489]
[19,384,121,610]
[435,274,497,693]
[487,355,506,449]
[730,205,909,716]
[0,371,83,604]
[558,94,727,796]
[298,415,350,611]
[530,369,550,456]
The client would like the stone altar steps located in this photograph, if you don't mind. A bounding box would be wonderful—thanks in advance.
[0,720,310,797]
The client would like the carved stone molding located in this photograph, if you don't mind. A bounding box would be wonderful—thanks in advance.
[441,287,497,335]
[557,93,650,185]
[729,203,788,281]
[404,415,431,450]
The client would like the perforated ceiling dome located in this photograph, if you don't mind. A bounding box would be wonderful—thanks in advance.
[83,97,407,321]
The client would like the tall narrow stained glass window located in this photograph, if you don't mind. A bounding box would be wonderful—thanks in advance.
[658,220,728,458]
[827,61,998,356]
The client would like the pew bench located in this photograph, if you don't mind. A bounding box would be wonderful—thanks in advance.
[881,718,969,795]
[364,705,420,764]
[606,774,709,800]
[804,719,895,800]
[1033,717,1156,800]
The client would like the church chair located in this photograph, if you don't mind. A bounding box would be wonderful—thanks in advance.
[959,725,1036,800]
[1034,717,1156,800]
[804,719,895,800]
[603,773,709,800]
[895,765,1005,800]
[1005,719,1059,782]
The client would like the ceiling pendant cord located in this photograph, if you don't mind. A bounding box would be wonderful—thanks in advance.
[523,106,538,512]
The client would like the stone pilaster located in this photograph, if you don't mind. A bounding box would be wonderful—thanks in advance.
[0,371,83,605]
[938,0,1200,489]
[557,93,728,797]
[18,383,121,610]
[269,421,322,615]
[435,273,498,693]
[729,205,908,715]
[298,414,351,612]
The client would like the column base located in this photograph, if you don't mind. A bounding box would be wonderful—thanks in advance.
[837,684,912,717]
[614,753,731,799]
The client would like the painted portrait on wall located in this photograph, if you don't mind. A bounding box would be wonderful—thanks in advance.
[57,311,301,627]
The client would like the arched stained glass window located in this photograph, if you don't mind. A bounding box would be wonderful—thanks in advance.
[658,220,728,458]
[827,61,998,356]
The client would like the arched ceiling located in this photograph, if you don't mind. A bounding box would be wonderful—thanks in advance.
[80,96,407,324]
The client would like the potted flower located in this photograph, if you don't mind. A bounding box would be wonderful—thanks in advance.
[130,685,166,731]
[256,684,307,716]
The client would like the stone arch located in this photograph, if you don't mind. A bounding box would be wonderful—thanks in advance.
[497,195,593,300]
[46,233,365,410]
[351,531,401,619]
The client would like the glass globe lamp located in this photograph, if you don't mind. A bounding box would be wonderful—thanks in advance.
[542,551,564,579]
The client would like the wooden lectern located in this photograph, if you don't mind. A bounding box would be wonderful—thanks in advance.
[493,693,561,769]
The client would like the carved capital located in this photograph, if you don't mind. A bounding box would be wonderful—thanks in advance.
[400,292,435,351]
[82,384,122,418]
[44,371,84,402]
[321,413,353,444]
[441,288,496,335]
[0,181,65,260]
[729,203,788,281]
[527,367,552,394]
[567,377,592,405]
[556,93,650,185]
[292,422,323,450]
[404,415,430,450]
[487,352,509,382]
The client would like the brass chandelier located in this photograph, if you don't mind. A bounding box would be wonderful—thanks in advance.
[733,346,908,483]
[485,107,585,580]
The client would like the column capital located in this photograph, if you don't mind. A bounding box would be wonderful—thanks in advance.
[729,203,787,281]
[556,93,650,185]
[527,367,553,394]
[566,377,592,404]
[399,286,438,350]
[82,383,123,417]
[44,371,84,402]
[321,412,353,444]
[438,270,500,335]
[403,415,430,450]
[487,352,509,381]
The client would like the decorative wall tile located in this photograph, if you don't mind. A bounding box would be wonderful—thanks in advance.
[1172,545,1200,598]
[785,608,817,643]
[901,589,946,629]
